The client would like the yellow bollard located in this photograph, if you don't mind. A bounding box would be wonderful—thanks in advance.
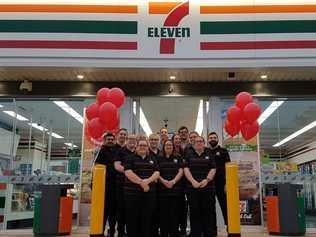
[90,164,106,236]
[226,162,241,237]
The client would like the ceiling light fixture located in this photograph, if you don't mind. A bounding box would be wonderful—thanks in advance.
[0,105,4,108]
[77,74,84,79]
[195,100,204,135]
[260,74,268,79]
[51,132,64,139]
[64,142,78,148]
[169,76,176,80]
[258,100,284,125]
[53,101,83,124]
[273,120,316,147]
[28,123,63,138]
[3,111,28,121]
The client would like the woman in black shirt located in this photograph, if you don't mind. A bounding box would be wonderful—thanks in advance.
[184,136,216,237]
[124,139,160,237]
[158,140,184,237]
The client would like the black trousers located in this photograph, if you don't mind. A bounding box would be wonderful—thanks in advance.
[125,194,156,237]
[215,177,228,225]
[103,184,117,236]
[187,188,216,237]
[159,195,181,237]
[116,184,125,236]
[179,193,188,233]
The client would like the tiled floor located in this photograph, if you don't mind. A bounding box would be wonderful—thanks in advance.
[1,228,316,237]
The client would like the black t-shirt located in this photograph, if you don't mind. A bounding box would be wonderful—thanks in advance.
[184,148,216,190]
[158,154,184,196]
[114,147,135,186]
[94,144,120,186]
[124,154,159,197]
[208,146,230,180]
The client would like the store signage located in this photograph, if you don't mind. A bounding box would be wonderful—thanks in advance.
[0,0,316,65]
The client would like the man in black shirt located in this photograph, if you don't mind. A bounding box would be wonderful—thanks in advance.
[184,136,216,237]
[94,133,120,237]
[149,133,161,237]
[116,128,128,148]
[208,132,231,234]
[114,134,137,237]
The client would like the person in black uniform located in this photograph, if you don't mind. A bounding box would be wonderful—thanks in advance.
[149,133,161,237]
[124,139,160,237]
[184,136,216,237]
[114,134,137,237]
[116,128,128,147]
[94,133,120,237]
[208,132,231,234]
[158,139,184,237]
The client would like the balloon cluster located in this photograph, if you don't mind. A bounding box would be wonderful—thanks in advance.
[85,87,125,140]
[224,92,261,141]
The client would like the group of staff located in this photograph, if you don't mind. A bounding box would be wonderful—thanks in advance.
[94,126,231,237]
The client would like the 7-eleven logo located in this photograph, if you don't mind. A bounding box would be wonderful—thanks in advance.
[148,1,190,54]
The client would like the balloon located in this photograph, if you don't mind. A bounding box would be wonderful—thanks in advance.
[243,102,262,123]
[86,102,99,121]
[224,120,240,137]
[108,88,125,108]
[240,121,259,141]
[236,92,253,110]
[227,106,242,125]
[104,112,120,131]
[88,118,105,139]
[99,102,118,124]
[97,88,110,105]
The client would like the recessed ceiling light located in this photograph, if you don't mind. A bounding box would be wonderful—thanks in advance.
[77,74,84,79]
[169,76,176,80]
[260,74,268,79]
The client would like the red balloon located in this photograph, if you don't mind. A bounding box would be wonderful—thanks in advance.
[104,112,120,131]
[236,92,253,110]
[97,88,110,105]
[86,102,99,121]
[227,106,242,125]
[108,88,125,108]
[224,120,240,137]
[243,102,262,123]
[88,118,105,139]
[240,121,259,141]
[99,102,118,124]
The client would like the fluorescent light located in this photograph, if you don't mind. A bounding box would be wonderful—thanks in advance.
[53,101,83,124]
[169,76,176,80]
[77,74,84,79]
[138,107,152,136]
[195,100,204,135]
[0,105,3,108]
[29,123,47,132]
[258,101,284,125]
[51,132,64,139]
[260,74,268,79]
[3,111,28,121]
[64,142,78,148]
[274,120,316,147]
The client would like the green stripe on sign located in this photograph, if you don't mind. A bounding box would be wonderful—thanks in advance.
[200,20,316,34]
[0,20,137,34]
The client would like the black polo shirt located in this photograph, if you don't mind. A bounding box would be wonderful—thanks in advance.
[95,144,120,186]
[114,146,135,186]
[184,148,216,190]
[208,146,230,180]
[158,154,184,196]
[124,154,159,197]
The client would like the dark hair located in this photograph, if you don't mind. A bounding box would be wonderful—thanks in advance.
[118,128,128,133]
[189,131,199,136]
[162,139,175,157]
[171,133,180,143]
[208,132,218,138]
[104,133,115,139]
[178,126,189,133]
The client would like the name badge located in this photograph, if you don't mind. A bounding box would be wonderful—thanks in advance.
[205,156,210,160]
[149,160,154,164]
[216,152,220,156]
[174,159,178,163]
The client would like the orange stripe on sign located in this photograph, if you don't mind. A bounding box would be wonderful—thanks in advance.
[200,5,316,14]
[0,4,138,13]
[149,2,182,14]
